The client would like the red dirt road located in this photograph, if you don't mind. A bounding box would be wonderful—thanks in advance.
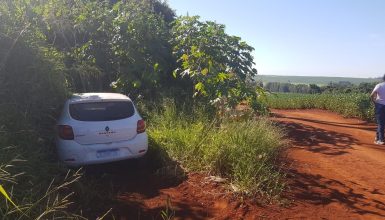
[271,109,385,220]
[107,109,385,219]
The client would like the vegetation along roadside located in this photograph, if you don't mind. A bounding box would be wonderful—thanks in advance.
[0,0,286,219]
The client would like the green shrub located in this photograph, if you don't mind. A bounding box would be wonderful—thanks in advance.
[148,102,285,198]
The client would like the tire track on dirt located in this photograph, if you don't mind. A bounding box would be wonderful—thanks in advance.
[90,109,385,219]
[271,109,385,220]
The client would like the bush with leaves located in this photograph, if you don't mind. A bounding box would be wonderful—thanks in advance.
[171,16,262,110]
[35,0,177,100]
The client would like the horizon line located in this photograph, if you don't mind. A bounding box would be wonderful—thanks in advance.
[257,74,381,79]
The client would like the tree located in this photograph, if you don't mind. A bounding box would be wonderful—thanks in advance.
[0,0,68,132]
[35,0,176,99]
[171,16,259,109]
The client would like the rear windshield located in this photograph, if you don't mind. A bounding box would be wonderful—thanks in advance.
[69,101,135,121]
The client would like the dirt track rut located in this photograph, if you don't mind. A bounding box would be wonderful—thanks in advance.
[271,109,385,219]
[93,109,385,219]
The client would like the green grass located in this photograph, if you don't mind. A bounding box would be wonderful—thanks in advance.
[265,93,374,121]
[0,131,117,219]
[148,102,286,198]
[0,100,286,219]
[0,145,84,219]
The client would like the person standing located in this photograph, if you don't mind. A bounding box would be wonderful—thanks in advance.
[371,75,385,145]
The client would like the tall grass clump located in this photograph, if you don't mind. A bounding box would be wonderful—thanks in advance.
[265,93,374,121]
[149,102,285,198]
[0,145,85,219]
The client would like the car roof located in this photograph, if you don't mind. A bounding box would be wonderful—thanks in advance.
[69,93,131,103]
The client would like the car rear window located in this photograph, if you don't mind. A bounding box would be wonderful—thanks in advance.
[69,101,135,121]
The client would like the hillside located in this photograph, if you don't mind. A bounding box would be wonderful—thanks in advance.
[256,75,380,85]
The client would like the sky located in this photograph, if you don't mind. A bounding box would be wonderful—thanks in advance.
[167,0,385,78]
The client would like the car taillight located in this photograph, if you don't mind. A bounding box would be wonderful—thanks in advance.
[57,125,74,140]
[137,119,146,134]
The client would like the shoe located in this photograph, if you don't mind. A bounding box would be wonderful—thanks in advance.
[374,140,385,145]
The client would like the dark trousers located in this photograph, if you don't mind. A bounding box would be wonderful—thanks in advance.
[375,103,385,141]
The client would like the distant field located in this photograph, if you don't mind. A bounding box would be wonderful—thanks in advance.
[256,75,380,85]
[265,93,374,121]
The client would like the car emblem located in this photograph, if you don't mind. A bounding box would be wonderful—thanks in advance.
[105,126,110,132]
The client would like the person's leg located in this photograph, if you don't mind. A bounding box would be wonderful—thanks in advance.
[376,103,385,142]
[375,103,384,142]
[378,105,385,142]
[379,117,385,142]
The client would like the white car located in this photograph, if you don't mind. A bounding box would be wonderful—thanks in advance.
[56,93,148,166]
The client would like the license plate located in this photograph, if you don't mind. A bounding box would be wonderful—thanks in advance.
[96,149,119,158]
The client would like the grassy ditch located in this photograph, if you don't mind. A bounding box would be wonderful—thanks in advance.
[148,103,286,198]
[0,102,286,219]
[0,134,85,219]
[265,93,374,121]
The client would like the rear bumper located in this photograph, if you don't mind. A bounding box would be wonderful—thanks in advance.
[56,133,148,166]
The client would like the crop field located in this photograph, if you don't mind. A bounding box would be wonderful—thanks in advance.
[265,93,374,121]
[256,75,380,86]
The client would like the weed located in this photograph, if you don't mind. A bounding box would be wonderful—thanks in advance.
[148,102,286,198]
[160,196,175,220]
